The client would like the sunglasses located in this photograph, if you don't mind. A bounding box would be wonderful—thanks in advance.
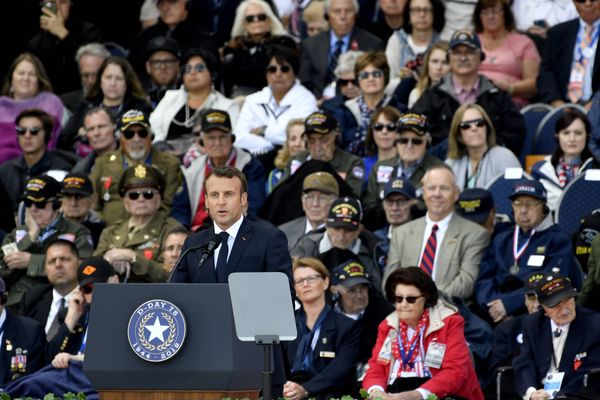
[372,123,398,132]
[337,78,358,87]
[245,13,268,23]
[357,70,384,80]
[183,63,206,74]
[266,64,292,74]
[16,126,42,136]
[574,0,598,3]
[127,190,158,201]
[24,198,55,209]
[81,284,94,294]
[459,118,486,130]
[394,295,424,304]
[122,129,149,140]
[395,137,424,145]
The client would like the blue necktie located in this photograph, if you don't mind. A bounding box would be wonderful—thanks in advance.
[327,39,344,84]
[216,231,229,283]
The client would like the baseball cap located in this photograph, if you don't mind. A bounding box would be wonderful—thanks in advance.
[332,260,371,288]
[303,111,339,135]
[508,179,547,202]
[303,172,339,196]
[62,172,94,196]
[456,188,494,225]
[23,175,62,204]
[449,29,482,51]
[200,109,232,133]
[119,109,150,132]
[396,113,429,136]
[118,164,166,197]
[327,196,363,231]
[525,272,545,295]
[145,36,181,59]
[534,272,577,308]
[78,257,116,287]
[383,176,416,200]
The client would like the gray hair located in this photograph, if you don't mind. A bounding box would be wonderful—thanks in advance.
[75,43,111,64]
[324,0,359,14]
[230,0,287,38]
[334,50,364,78]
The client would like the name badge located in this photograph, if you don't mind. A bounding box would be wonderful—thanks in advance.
[544,372,564,399]
[376,166,394,183]
[319,351,335,358]
[527,255,545,267]
[423,342,446,369]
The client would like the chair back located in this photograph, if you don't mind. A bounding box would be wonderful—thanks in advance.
[534,103,586,155]
[520,103,553,164]
[556,170,600,235]
[485,170,534,219]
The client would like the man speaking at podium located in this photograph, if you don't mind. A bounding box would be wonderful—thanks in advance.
[170,166,292,283]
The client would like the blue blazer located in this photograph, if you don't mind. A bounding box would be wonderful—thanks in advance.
[513,306,600,396]
[284,309,360,397]
[170,217,292,283]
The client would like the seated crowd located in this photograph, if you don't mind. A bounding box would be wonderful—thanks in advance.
[3,0,600,399]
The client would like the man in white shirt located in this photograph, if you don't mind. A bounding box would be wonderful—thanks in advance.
[513,272,600,399]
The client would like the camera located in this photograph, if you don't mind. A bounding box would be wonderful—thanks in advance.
[41,0,57,14]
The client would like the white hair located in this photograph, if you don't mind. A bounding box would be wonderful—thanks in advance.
[75,43,111,63]
[230,0,287,38]
[324,0,359,14]
[334,50,364,77]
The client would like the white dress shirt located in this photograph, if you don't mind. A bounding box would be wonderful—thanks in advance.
[213,215,244,268]
[45,289,75,334]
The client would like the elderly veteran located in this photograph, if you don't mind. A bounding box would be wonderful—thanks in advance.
[0,175,93,309]
[94,165,183,283]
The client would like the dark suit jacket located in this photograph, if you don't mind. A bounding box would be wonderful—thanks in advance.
[298,28,384,97]
[19,284,53,327]
[170,217,292,283]
[284,308,360,397]
[0,311,46,385]
[513,306,600,396]
[537,18,600,103]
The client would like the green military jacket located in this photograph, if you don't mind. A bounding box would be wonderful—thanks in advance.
[93,211,183,283]
[90,147,182,226]
[282,148,365,197]
[0,214,93,307]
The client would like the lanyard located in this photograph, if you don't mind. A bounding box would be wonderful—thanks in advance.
[397,326,424,368]
[513,226,535,264]
[575,24,600,63]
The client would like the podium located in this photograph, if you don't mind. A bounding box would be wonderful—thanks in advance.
[84,284,263,399]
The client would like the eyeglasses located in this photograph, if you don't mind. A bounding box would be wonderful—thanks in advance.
[183,63,207,74]
[337,78,358,87]
[395,137,424,145]
[394,295,424,304]
[410,6,433,14]
[81,284,94,294]
[449,49,480,58]
[127,190,158,201]
[122,128,149,140]
[149,58,178,68]
[372,123,398,132]
[357,70,384,80]
[24,198,55,209]
[294,274,323,286]
[459,118,486,130]
[302,192,336,204]
[383,198,410,207]
[266,64,292,74]
[512,200,542,210]
[245,13,268,23]
[16,126,42,136]
[574,0,597,3]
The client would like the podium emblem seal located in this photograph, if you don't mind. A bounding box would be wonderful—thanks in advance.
[127,299,187,362]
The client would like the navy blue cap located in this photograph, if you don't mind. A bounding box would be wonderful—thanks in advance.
[509,179,547,202]
[449,29,482,51]
[456,188,494,224]
[383,176,416,200]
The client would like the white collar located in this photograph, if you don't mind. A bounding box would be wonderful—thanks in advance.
[425,212,453,230]
[213,215,244,239]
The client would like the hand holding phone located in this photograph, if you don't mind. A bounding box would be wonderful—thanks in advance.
[41,0,57,14]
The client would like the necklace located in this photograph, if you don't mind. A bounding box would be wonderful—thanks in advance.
[172,103,204,128]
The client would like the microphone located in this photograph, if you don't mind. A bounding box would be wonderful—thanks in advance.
[168,234,221,282]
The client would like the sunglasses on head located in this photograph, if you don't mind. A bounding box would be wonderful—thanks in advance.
[183,63,207,74]
[266,64,292,74]
[16,126,42,136]
[245,13,268,23]
[337,78,358,87]
[81,284,93,294]
[122,129,149,140]
[459,118,486,130]
[372,123,398,132]
[395,137,424,145]
[394,295,423,304]
[357,70,384,80]
[127,190,157,201]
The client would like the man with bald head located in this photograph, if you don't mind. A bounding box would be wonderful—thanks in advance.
[383,165,490,300]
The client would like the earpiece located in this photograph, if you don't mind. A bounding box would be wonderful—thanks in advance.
[543,204,550,216]
[231,134,236,143]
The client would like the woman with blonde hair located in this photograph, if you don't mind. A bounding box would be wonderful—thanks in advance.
[267,118,307,192]
[407,41,449,108]
[446,103,520,190]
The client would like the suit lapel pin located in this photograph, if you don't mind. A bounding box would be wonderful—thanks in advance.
[322,337,327,345]
[5,340,12,352]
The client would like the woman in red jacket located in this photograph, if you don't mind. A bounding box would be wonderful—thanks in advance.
[363,267,483,400]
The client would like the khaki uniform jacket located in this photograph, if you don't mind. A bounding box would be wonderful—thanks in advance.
[90,147,182,225]
[0,215,93,307]
[93,211,182,283]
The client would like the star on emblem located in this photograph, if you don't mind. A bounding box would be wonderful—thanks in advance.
[145,316,169,343]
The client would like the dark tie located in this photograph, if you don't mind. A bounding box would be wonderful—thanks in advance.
[553,328,563,338]
[47,298,66,341]
[327,39,344,84]
[419,224,439,275]
[216,231,230,283]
